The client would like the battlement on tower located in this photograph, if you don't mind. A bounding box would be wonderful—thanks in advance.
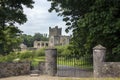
[49,26,62,37]
[49,26,70,47]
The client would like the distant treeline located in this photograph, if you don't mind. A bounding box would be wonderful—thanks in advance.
[20,33,49,47]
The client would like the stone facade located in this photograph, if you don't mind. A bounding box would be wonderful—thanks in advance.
[60,36,70,45]
[20,43,27,51]
[0,62,30,77]
[93,45,120,78]
[33,41,49,49]
[20,26,70,50]
[49,26,70,47]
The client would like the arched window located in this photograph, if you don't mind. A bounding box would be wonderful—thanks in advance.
[46,43,48,46]
[37,43,40,46]
[42,43,44,46]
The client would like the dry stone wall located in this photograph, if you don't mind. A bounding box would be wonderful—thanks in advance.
[101,62,120,77]
[93,45,120,78]
[0,62,30,77]
[38,61,45,74]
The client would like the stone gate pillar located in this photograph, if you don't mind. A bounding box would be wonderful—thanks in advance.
[45,48,57,76]
[93,45,106,77]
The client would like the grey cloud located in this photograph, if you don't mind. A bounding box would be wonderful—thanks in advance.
[18,0,71,36]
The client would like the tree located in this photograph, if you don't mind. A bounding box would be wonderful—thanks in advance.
[33,33,43,41]
[0,0,34,27]
[20,33,49,47]
[20,34,34,47]
[47,0,92,32]
[33,33,48,41]
[48,0,120,61]
[0,26,22,55]
[0,0,34,55]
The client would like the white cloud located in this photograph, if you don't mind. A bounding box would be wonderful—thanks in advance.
[18,0,71,36]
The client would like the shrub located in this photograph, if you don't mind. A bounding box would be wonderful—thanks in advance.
[5,54,15,62]
[55,46,63,56]
[19,51,34,59]
[0,55,6,62]
[0,52,17,62]
[34,48,45,57]
[56,45,71,57]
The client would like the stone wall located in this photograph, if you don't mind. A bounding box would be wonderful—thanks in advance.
[60,36,70,46]
[38,62,46,74]
[0,62,30,77]
[101,62,120,77]
[93,45,120,77]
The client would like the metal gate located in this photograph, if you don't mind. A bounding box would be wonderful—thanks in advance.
[56,53,93,77]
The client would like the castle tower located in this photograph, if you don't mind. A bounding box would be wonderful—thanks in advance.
[49,26,62,37]
[49,26,70,47]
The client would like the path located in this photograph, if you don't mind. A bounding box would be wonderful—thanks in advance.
[0,75,82,80]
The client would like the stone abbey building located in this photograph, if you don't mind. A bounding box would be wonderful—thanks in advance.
[49,26,70,47]
[33,26,70,49]
[20,26,70,50]
[33,41,49,49]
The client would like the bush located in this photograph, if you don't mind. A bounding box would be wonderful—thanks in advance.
[56,45,71,57]
[0,45,71,62]
[0,55,6,62]
[19,51,34,59]
[34,48,45,57]
[106,44,120,62]
[56,46,64,56]
[0,52,17,62]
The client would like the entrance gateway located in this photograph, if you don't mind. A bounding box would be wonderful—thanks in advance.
[44,47,93,77]
[56,52,93,77]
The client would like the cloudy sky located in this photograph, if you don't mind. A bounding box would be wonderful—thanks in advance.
[18,0,71,36]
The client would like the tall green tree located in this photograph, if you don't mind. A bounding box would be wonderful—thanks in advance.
[0,0,34,27]
[0,26,22,55]
[33,33,48,41]
[20,33,49,47]
[0,0,34,55]
[20,34,34,47]
[48,0,120,61]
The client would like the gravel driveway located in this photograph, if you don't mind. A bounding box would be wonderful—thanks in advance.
[0,75,81,80]
[57,65,93,77]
